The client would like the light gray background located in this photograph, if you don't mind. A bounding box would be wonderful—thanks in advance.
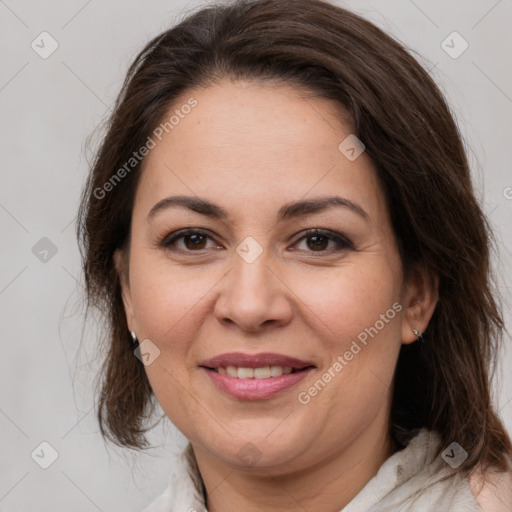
[1,0,511,510]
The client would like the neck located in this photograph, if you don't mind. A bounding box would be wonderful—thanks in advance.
[193,423,397,512]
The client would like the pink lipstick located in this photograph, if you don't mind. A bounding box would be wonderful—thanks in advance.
[199,352,316,400]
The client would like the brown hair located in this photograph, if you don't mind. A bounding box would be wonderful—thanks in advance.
[77,0,512,474]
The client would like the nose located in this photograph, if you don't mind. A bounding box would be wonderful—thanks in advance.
[213,249,294,333]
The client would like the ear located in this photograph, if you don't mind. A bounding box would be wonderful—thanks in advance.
[113,248,136,333]
[400,264,439,345]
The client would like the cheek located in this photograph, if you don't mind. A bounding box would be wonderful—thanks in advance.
[299,267,402,414]
[291,263,403,408]
[290,264,401,349]
[128,264,210,425]
[129,256,213,342]
[128,258,225,402]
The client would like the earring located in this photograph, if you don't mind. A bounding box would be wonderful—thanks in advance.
[412,328,424,343]
[131,331,139,347]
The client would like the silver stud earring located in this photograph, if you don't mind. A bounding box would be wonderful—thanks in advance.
[131,331,139,347]
[412,328,424,343]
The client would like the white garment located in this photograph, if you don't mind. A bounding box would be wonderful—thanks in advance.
[141,428,484,511]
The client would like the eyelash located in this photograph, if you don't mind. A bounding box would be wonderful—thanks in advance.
[160,228,354,254]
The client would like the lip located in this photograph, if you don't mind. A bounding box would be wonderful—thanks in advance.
[199,352,315,369]
[199,352,316,400]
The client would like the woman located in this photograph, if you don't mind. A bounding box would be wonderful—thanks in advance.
[77,0,512,510]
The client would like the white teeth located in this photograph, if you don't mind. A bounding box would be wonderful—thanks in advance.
[237,367,254,379]
[216,365,295,378]
[270,365,283,377]
[226,366,238,377]
[254,366,271,378]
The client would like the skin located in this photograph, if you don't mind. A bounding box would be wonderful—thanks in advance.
[115,79,439,512]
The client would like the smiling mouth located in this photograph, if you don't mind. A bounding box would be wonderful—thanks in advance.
[198,352,316,399]
[201,365,315,400]
[204,365,313,379]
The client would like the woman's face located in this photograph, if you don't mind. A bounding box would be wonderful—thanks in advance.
[117,79,429,474]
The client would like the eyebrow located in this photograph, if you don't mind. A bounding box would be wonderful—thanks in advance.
[147,195,369,223]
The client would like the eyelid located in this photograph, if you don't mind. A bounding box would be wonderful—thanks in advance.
[160,228,219,249]
[160,227,354,253]
[293,228,354,251]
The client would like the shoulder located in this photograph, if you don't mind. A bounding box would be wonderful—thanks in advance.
[469,462,512,511]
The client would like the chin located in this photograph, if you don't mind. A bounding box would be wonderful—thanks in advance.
[200,423,308,471]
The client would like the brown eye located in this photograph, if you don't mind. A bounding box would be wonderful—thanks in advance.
[305,234,329,251]
[182,233,207,250]
[293,229,353,253]
[161,229,217,251]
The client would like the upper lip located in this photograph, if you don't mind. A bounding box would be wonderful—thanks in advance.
[199,352,316,369]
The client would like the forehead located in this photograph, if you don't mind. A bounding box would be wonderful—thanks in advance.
[135,79,385,226]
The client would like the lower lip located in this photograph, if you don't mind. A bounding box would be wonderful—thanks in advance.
[202,367,314,400]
